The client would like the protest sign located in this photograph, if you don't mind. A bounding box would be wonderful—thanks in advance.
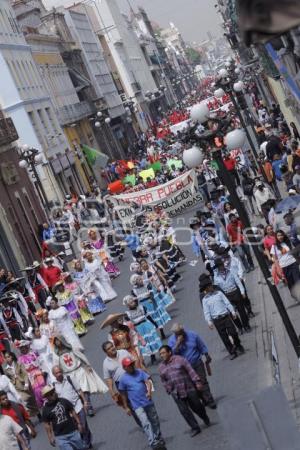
[108,170,202,224]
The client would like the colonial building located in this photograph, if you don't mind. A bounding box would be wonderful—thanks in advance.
[0,0,68,205]
[85,0,162,131]
[12,0,95,192]
[0,111,45,271]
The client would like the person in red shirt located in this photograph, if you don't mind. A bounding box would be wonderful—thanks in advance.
[223,154,240,186]
[226,213,255,273]
[42,258,62,290]
[0,390,37,446]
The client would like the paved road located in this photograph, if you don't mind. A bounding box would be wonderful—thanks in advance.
[31,210,273,450]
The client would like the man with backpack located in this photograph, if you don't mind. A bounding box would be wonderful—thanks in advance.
[52,365,93,449]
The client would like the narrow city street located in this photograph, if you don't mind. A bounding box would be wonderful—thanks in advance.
[31,211,273,450]
[1,1,300,450]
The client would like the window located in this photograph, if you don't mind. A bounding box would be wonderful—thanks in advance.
[23,191,39,227]
[15,194,41,254]
[7,205,31,261]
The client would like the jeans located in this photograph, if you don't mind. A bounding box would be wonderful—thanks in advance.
[134,404,165,448]
[235,244,254,271]
[172,390,209,431]
[55,430,85,450]
[78,408,92,448]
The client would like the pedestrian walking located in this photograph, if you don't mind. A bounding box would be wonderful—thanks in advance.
[0,390,36,450]
[41,385,85,450]
[214,259,251,333]
[200,278,245,359]
[0,413,29,450]
[102,341,142,427]
[226,213,255,272]
[270,230,300,300]
[254,183,275,222]
[158,345,210,437]
[168,324,216,409]
[119,357,166,450]
[52,366,93,450]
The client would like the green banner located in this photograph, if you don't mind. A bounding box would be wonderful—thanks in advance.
[82,145,109,167]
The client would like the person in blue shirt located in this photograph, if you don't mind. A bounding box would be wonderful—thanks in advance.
[201,277,244,359]
[42,223,55,241]
[213,258,251,333]
[124,230,140,258]
[271,154,283,181]
[119,358,166,450]
[168,324,216,409]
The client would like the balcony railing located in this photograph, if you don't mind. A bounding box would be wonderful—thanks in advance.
[131,81,141,93]
[57,101,93,126]
[0,117,18,146]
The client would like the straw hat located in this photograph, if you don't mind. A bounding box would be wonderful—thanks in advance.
[99,313,126,329]
[41,385,55,397]
[20,266,34,272]
[14,340,31,348]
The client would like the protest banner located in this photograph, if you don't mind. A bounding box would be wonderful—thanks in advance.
[108,170,202,224]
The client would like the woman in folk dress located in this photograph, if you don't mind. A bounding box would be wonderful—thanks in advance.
[53,335,108,416]
[16,340,46,408]
[48,298,84,351]
[72,259,106,315]
[63,272,94,325]
[83,251,117,303]
[54,280,87,336]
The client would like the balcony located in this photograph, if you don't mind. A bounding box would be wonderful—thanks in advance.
[57,101,93,126]
[131,81,141,93]
[0,118,18,146]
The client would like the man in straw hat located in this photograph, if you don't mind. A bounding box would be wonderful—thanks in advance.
[41,385,85,450]
[200,275,244,360]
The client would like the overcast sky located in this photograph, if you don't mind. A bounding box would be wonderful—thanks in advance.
[44,0,221,43]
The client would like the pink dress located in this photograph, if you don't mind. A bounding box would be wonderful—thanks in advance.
[18,351,46,408]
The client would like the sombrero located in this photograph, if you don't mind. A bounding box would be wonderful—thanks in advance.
[100,313,126,329]
[20,266,34,272]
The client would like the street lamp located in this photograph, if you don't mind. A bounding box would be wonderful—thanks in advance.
[182,111,300,359]
[18,145,50,211]
[182,145,203,167]
[215,65,260,165]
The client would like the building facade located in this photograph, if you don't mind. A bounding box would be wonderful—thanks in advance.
[0,0,71,205]
[0,111,46,271]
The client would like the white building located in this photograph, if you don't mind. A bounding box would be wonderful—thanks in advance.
[0,0,66,204]
[62,3,124,120]
[83,0,161,130]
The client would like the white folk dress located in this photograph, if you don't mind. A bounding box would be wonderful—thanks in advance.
[48,306,84,351]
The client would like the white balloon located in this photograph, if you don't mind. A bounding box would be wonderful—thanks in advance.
[225,129,246,150]
[233,81,244,92]
[182,146,203,168]
[190,102,209,124]
[95,121,101,128]
[219,68,228,78]
[214,88,225,99]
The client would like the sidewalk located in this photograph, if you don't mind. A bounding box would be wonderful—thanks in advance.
[258,271,300,426]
